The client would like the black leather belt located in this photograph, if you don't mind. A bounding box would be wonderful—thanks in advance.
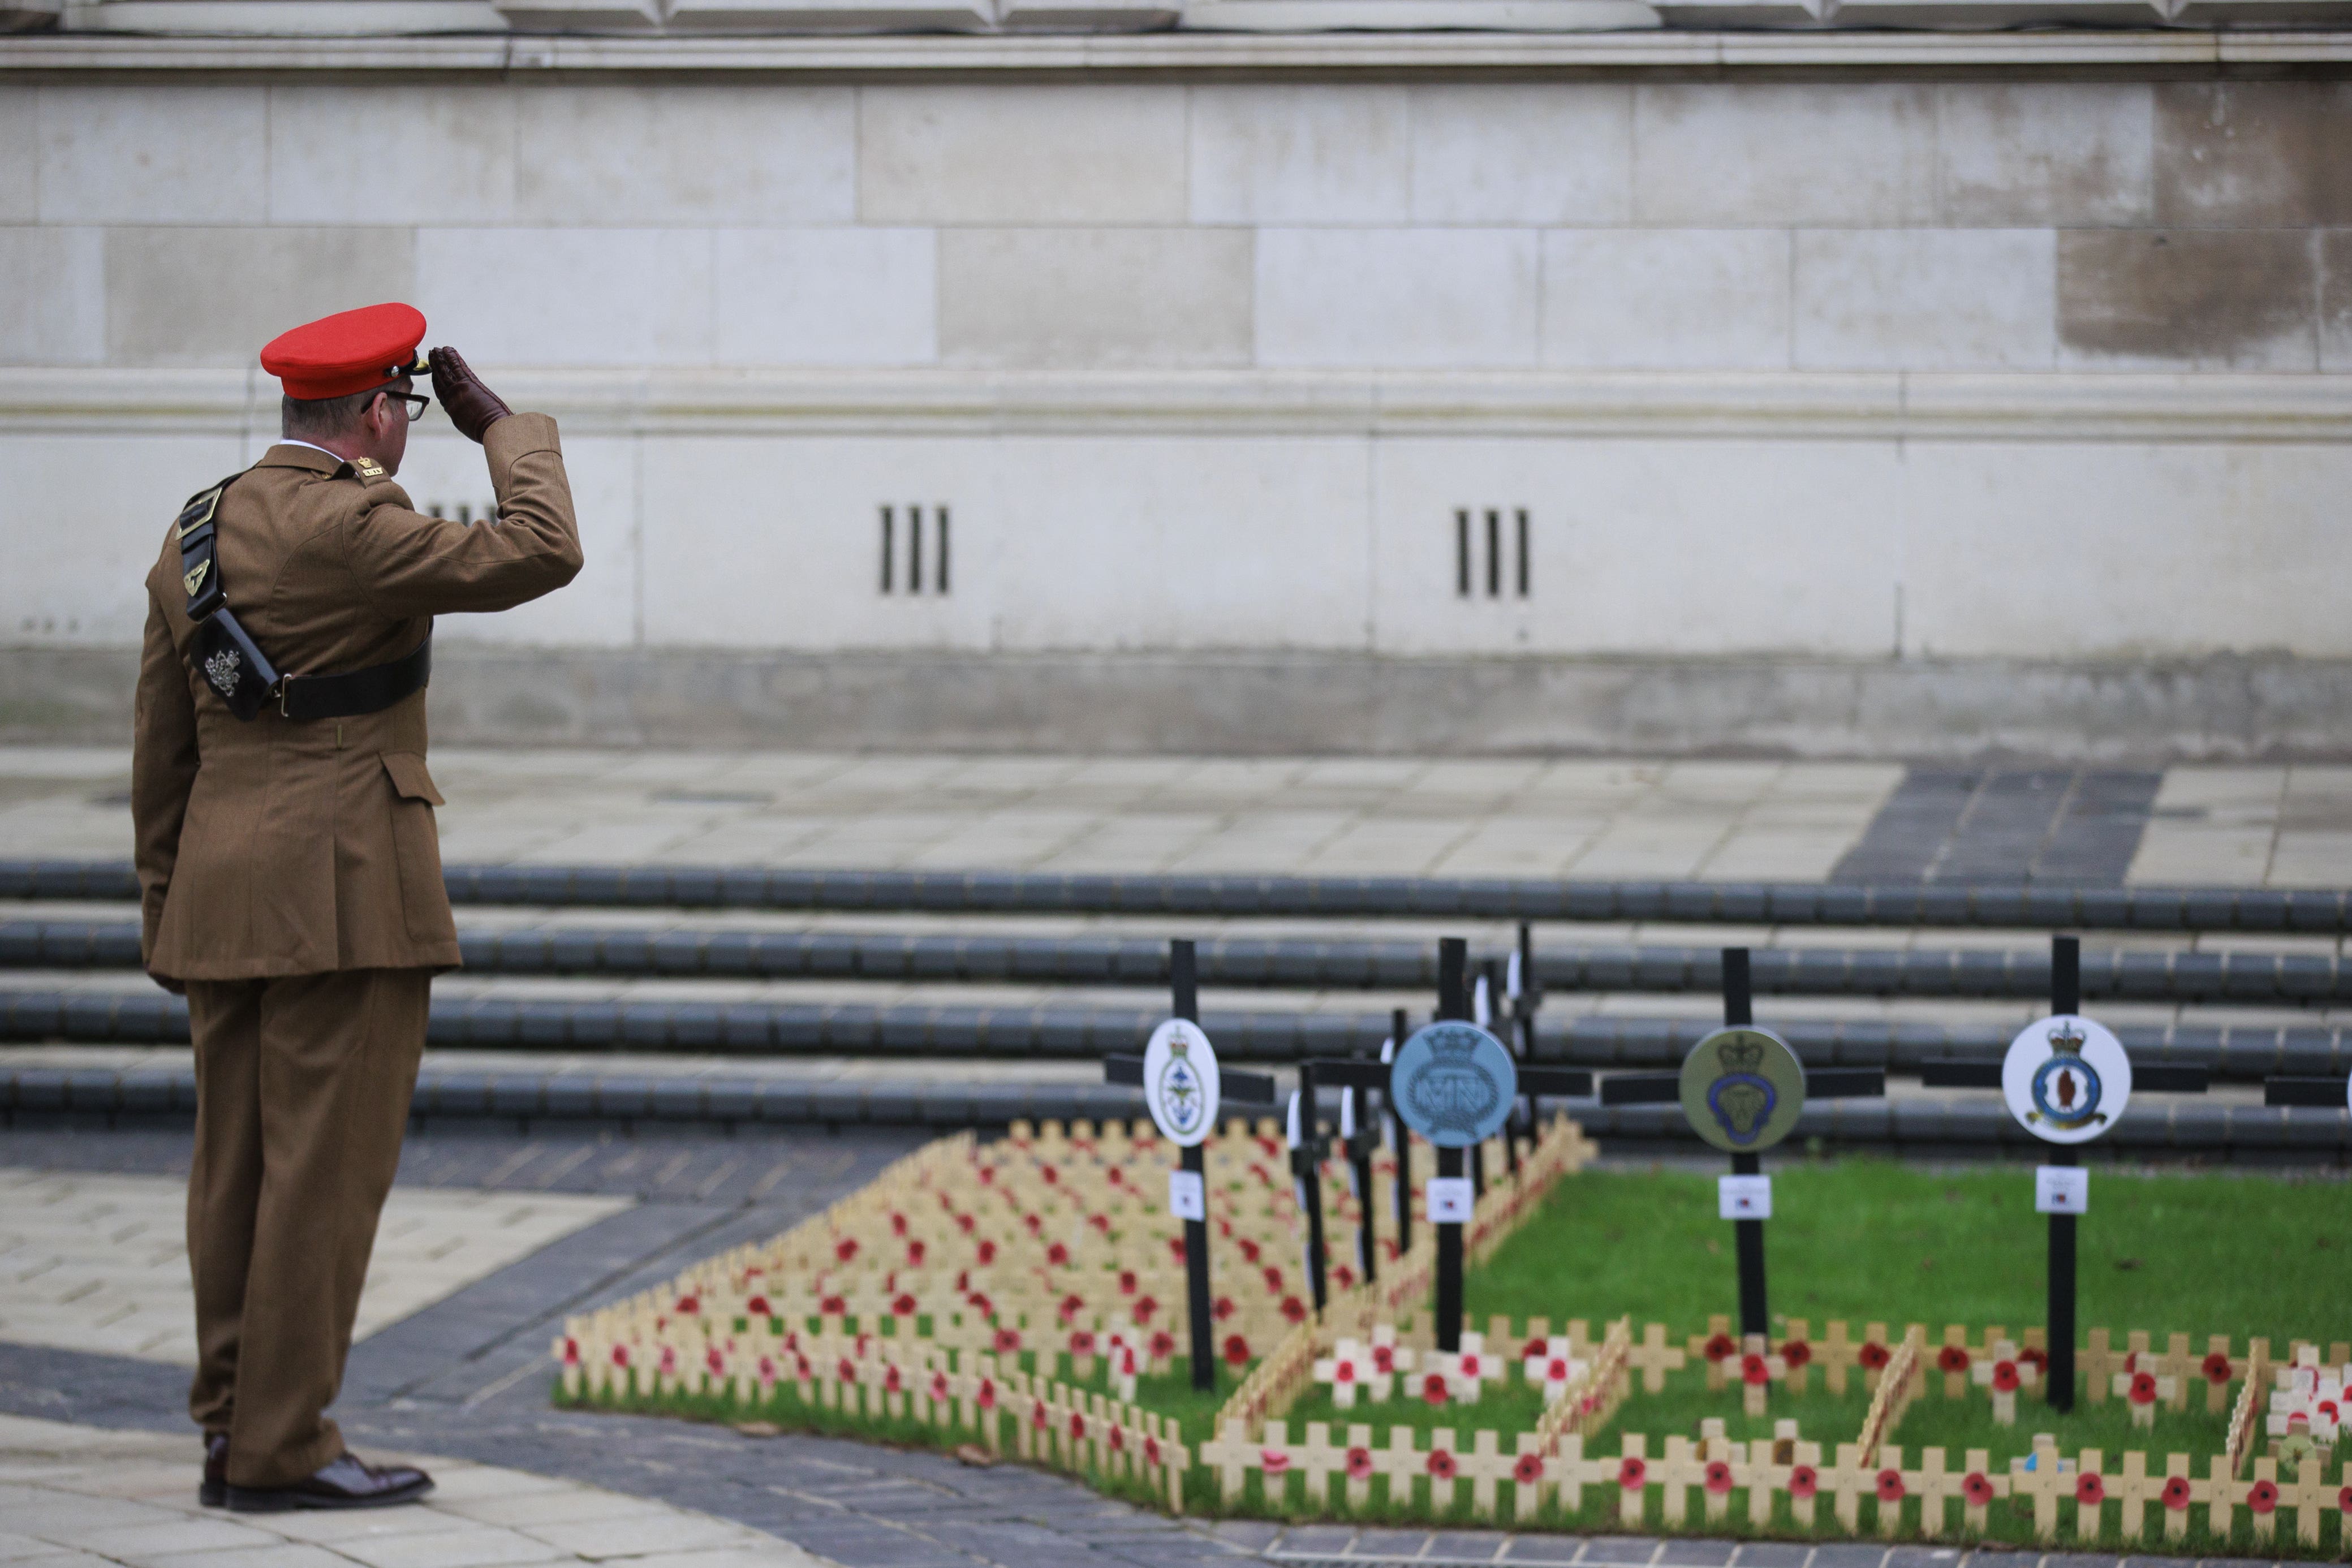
[278,635,433,721]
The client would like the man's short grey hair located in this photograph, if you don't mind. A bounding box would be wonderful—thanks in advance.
[281,385,387,442]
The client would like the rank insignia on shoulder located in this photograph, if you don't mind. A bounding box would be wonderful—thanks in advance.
[350,456,387,481]
[182,559,210,598]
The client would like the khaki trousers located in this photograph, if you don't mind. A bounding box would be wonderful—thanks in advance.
[184,968,429,1488]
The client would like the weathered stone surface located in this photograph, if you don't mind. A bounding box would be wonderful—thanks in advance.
[2324,230,2352,373]
[1407,84,1631,225]
[859,85,1185,224]
[715,227,936,367]
[1937,83,2152,227]
[270,82,515,223]
[2057,229,2317,370]
[2152,82,2352,228]
[1256,228,1538,367]
[1190,84,1412,223]
[1541,229,1789,369]
[1634,84,1937,226]
[516,85,854,225]
[416,227,713,366]
[0,88,35,221]
[938,228,1251,368]
[0,227,102,364]
[103,226,415,365]
[37,84,265,223]
[1796,229,2054,370]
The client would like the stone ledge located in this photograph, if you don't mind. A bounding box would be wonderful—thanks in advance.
[2,24,2346,67]
[7,367,2352,443]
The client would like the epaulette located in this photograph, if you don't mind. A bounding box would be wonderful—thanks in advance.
[339,455,389,483]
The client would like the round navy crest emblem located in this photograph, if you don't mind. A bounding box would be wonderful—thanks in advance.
[1389,1022,1516,1149]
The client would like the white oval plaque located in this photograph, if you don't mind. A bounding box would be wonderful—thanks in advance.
[2001,1014,2131,1145]
[1142,1018,1221,1147]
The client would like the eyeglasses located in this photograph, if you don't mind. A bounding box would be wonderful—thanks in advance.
[377,390,431,424]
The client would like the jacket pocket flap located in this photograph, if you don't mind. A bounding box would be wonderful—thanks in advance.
[380,752,445,805]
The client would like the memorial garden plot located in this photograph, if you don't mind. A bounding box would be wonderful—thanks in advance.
[554,1114,2350,1558]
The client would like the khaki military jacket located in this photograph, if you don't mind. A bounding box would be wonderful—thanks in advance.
[132,412,581,981]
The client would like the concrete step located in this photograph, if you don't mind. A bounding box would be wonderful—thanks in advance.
[6,857,2347,933]
[3,1048,2341,1158]
[10,916,2350,1003]
[5,984,2344,1078]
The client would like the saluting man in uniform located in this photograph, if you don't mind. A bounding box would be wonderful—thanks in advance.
[132,303,583,1512]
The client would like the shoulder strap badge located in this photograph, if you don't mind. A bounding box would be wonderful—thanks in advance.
[351,456,386,481]
[182,559,210,598]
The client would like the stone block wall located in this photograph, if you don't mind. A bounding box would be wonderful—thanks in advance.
[3,52,2350,753]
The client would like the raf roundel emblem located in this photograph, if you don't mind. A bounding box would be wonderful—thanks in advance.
[1142,1018,1220,1148]
[1389,1021,1518,1149]
[1678,1027,1807,1154]
[2002,1014,2131,1145]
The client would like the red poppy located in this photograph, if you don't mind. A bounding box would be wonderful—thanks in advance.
[893,1293,917,1317]
[1069,1411,1086,1439]
[1047,1242,1070,1267]
[1144,1437,1161,1466]
[1779,1339,1812,1368]
[1149,1330,1175,1359]
[834,1238,858,1262]
[977,1378,997,1408]
[885,1365,903,1394]
[1859,1342,1891,1371]
[562,1338,581,1364]
[2018,1346,2048,1370]
[2203,1351,2234,1383]
[967,1291,993,1317]
[1132,1296,1158,1325]
[1523,1337,1550,1361]
[1424,1373,1450,1405]
[1372,1345,1396,1373]
[976,1240,997,1265]
[1346,1446,1375,1480]
[1040,1164,1058,1184]
[2129,1371,2159,1405]
[2248,1479,2278,1515]
[1108,1426,1126,1452]
[1619,1457,1648,1490]
[2075,1473,2105,1506]
[1168,1237,1187,1263]
[1547,1358,1570,1381]
[1963,1472,1995,1506]
[1876,1469,1906,1504]
[906,1240,927,1265]
[1032,1400,1049,1430]
[1705,1461,1734,1495]
[746,1295,772,1317]
[930,1372,950,1401]
[1427,1449,1458,1480]
[1119,1269,1139,1295]
[1281,1295,1307,1323]
[2163,1476,2194,1511]
[2337,1484,2352,1514]
[1224,1334,1251,1367]
[1704,1333,1737,1363]
[1070,1330,1097,1355]
[1058,1293,1085,1321]
[1331,1265,1355,1289]
[1937,1346,1971,1374]
[1742,1354,1770,1386]
[1515,1453,1545,1485]
[820,1295,847,1316]
[1263,1265,1285,1293]
[955,1213,976,1234]
[1213,1296,1236,1321]
[675,1294,700,1315]
[890,1211,908,1235]
[1993,1361,2021,1393]
[837,1358,858,1383]
[993,1328,1021,1353]
[1238,1238,1261,1263]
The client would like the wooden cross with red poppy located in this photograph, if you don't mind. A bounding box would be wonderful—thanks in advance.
[1971,1338,2041,1425]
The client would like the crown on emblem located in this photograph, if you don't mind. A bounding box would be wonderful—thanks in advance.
[1431,1032,1479,1057]
[1717,1038,1765,1073]
[1170,1037,1188,1056]
[2047,1020,2087,1057]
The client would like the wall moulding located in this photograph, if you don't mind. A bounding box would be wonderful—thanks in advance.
[6,367,2350,444]
[2,27,2346,73]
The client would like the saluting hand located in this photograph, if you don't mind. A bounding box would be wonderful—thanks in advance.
[428,346,512,443]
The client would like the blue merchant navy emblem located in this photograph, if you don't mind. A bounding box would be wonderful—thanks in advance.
[2027,1021,2105,1131]
[1406,1033,1500,1140]
[1705,1036,1776,1147]
[1156,1039,1205,1139]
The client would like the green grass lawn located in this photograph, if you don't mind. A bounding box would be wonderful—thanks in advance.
[1467,1157,2349,1349]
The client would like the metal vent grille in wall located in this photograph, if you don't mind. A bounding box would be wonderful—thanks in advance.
[1455,507,1529,600]
[880,505,951,596]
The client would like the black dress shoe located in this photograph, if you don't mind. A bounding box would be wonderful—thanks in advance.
[199,1432,229,1507]
[225,1453,434,1513]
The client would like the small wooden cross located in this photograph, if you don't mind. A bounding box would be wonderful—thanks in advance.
[1313,1337,1382,1409]
[1971,1338,2039,1425]
[2007,1433,2071,1541]
[1520,1336,1587,1405]
[1629,1321,1688,1392]
[2113,1365,2178,1427]
[1737,1331,1789,1418]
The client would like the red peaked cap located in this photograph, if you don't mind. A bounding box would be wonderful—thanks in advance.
[260,303,428,400]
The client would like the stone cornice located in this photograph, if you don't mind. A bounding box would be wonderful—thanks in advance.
[3,27,2351,74]
[7,366,2350,441]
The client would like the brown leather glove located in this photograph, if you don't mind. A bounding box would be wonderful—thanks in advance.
[428,346,512,443]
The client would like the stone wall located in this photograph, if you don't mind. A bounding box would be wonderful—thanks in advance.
[3,48,2350,753]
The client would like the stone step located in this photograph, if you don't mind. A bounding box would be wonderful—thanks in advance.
[4,985,2343,1077]
[5,857,2345,933]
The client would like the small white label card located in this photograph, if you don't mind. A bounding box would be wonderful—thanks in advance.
[1425,1177,1475,1224]
[1718,1174,1773,1220]
[2035,1165,2089,1214]
[1168,1169,1207,1221]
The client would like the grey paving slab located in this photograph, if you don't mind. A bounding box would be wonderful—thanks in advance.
[1656,1544,1737,1567]
[1728,1547,1813,1568]
[1497,1541,1580,1565]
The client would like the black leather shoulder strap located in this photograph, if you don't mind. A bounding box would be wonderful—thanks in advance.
[176,472,245,624]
